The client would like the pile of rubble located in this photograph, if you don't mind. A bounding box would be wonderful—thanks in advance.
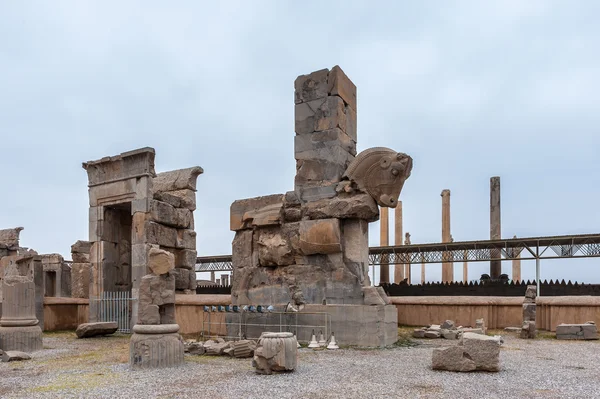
[413,319,487,340]
[184,338,257,358]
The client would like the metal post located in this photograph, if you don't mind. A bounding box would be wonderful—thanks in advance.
[536,257,540,297]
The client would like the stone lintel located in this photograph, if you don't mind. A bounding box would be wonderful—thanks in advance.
[82,147,156,187]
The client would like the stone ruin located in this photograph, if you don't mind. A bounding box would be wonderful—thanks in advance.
[129,246,184,369]
[432,332,502,372]
[81,147,202,327]
[521,285,536,339]
[71,240,92,298]
[39,254,71,298]
[229,66,413,347]
[0,254,43,353]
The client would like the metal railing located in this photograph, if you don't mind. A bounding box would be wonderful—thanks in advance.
[89,291,135,333]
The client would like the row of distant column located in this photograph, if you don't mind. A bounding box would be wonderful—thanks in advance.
[379,177,522,284]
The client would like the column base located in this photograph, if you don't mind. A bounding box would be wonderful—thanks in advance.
[0,325,43,353]
[129,324,184,370]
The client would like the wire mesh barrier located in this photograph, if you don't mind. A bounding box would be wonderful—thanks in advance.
[89,291,136,333]
[199,310,331,343]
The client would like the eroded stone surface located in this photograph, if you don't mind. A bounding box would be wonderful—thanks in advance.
[252,332,297,375]
[76,322,118,338]
[432,332,501,372]
[556,323,598,340]
[148,247,175,275]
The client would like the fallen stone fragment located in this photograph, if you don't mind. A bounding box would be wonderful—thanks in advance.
[427,325,441,332]
[231,340,257,358]
[76,322,118,338]
[441,320,455,330]
[556,323,599,340]
[1,351,31,362]
[424,331,441,339]
[432,332,501,372]
[442,330,460,340]
[412,329,425,338]
[461,328,484,335]
[184,341,206,355]
[520,321,536,339]
[252,332,297,375]
[205,341,230,356]
[504,327,521,333]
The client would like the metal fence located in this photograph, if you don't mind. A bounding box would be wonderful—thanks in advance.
[89,291,135,333]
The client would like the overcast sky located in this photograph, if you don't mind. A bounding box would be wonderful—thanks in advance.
[1,1,599,284]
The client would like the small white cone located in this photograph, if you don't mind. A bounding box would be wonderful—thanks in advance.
[317,330,327,347]
[308,329,319,348]
[326,332,339,350]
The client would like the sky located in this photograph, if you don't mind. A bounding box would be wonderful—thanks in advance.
[1,1,599,284]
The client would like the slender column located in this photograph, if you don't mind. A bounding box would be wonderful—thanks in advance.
[512,235,521,281]
[490,176,502,278]
[441,190,453,282]
[463,249,468,283]
[380,206,390,284]
[394,202,404,283]
[420,253,426,284]
[210,271,215,282]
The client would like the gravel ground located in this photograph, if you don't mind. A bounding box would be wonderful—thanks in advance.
[1,330,599,399]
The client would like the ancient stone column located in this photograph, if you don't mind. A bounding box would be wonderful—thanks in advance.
[380,206,390,284]
[394,202,404,283]
[421,253,426,284]
[512,235,521,282]
[490,177,501,279]
[130,248,184,369]
[0,256,43,353]
[441,190,453,282]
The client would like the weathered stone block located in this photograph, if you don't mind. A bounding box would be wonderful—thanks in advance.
[144,222,178,248]
[298,219,342,255]
[176,229,196,249]
[328,65,357,109]
[188,269,197,291]
[302,192,378,221]
[1,351,31,362]
[155,189,197,210]
[149,200,193,229]
[257,230,294,267]
[295,97,354,137]
[0,325,43,352]
[432,333,501,372]
[295,128,356,156]
[71,240,92,255]
[520,320,536,339]
[230,194,284,231]
[75,322,118,338]
[232,230,254,269]
[523,303,536,321]
[432,346,476,371]
[413,329,425,338]
[294,68,329,104]
[172,268,190,290]
[148,247,175,275]
[295,185,337,202]
[174,249,197,270]
[139,274,176,307]
[71,253,90,263]
[362,286,386,305]
[71,263,91,298]
[556,323,599,340]
[152,166,203,193]
[295,156,353,190]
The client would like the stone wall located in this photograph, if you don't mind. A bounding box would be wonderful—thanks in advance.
[39,254,71,297]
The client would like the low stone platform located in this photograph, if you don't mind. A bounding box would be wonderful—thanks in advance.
[0,325,43,353]
[226,304,397,347]
[556,322,598,340]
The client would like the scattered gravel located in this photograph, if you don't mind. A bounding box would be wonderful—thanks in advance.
[1,331,599,399]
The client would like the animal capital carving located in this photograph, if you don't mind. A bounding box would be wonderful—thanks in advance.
[343,147,413,208]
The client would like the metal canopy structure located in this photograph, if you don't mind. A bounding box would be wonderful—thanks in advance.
[197,233,600,272]
[196,233,600,296]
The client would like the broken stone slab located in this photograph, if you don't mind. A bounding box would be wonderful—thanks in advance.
[441,320,455,330]
[148,247,175,275]
[1,351,31,362]
[556,323,599,340]
[204,341,231,356]
[153,166,204,193]
[424,331,441,339]
[427,325,441,332]
[298,219,342,255]
[412,329,425,338]
[504,327,521,333]
[432,332,501,372]
[461,328,484,335]
[230,194,284,231]
[301,192,378,222]
[252,332,297,375]
[76,322,118,338]
[441,329,460,340]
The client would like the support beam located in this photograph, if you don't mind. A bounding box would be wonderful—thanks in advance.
[490,176,502,278]
[463,249,468,283]
[441,189,453,282]
[380,206,390,284]
[394,202,404,283]
[512,235,521,281]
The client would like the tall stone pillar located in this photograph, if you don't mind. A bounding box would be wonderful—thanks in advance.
[379,206,390,284]
[393,202,403,283]
[441,189,453,282]
[490,177,501,278]
[512,235,521,281]
[421,254,426,284]
[463,250,468,283]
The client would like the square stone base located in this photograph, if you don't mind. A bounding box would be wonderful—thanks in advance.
[225,304,397,347]
[130,331,184,369]
[0,325,43,353]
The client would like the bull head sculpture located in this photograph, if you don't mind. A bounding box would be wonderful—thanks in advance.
[343,147,413,208]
